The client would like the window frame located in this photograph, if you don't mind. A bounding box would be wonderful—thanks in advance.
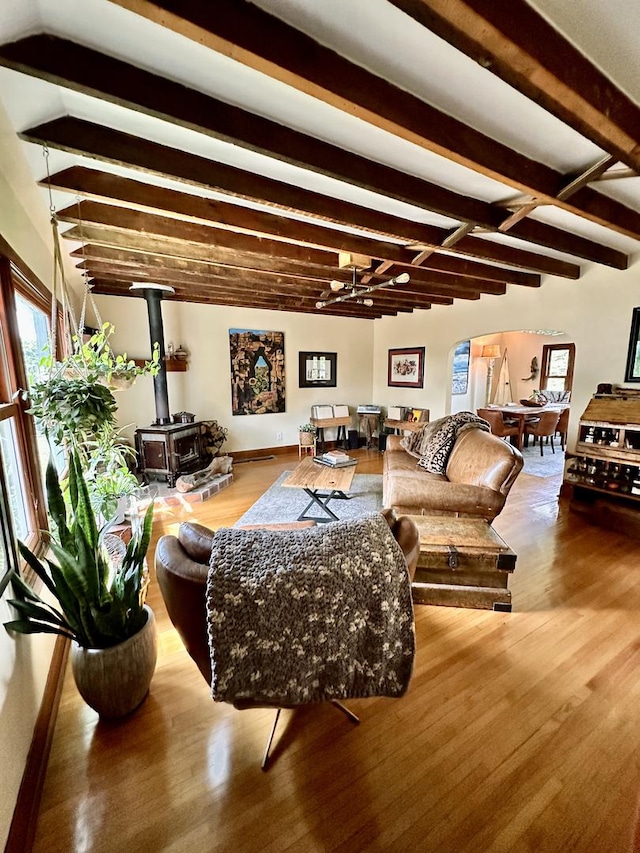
[540,343,575,393]
[0,237,57,586]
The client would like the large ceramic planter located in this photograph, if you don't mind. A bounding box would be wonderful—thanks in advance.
[70,604,157,718]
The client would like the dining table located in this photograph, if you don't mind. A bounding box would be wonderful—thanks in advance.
[484,403,569,451]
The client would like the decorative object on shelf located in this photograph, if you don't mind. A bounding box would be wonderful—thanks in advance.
[229,328,285,416]
[625,307,640,382]
[451,340,470,395]
[388,347,425,389]
[4,452,156,718]
[173,344,189,361]
[299,351,337,387]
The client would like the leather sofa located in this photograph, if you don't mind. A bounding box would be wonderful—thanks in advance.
[383,430,523,521]
[155,509,420,686]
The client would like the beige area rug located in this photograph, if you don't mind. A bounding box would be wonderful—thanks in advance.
[234,472,383,526]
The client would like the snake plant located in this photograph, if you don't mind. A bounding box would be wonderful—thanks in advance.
[4,452,154,649]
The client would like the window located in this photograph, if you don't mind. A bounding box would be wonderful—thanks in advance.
[0,244,51,589]
[540,343,575,393]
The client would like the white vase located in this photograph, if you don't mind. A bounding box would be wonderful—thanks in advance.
[70,604,157,718]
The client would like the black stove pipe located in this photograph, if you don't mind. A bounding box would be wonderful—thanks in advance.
[131,283,174,425]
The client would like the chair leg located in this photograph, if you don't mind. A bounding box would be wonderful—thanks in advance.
[539,437,544,456]
[262,708,282,771]
[550,435,555,454]
[331,699,360,725]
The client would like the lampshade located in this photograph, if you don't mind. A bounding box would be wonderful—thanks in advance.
[481,344,501,359]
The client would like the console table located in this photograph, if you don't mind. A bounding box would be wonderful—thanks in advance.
[310,416,351,453]
[384,419,425,435]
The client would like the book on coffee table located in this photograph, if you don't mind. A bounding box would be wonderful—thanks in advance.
[313,454,357,468]
[325,449,349,459]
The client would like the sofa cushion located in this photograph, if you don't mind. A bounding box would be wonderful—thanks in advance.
[384,473,504,519]
[446,429,522,495]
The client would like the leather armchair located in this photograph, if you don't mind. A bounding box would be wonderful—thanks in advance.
[155,509,420,687]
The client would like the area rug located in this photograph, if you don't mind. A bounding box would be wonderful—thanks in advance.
[234,471,383,526]
[520,445,565,478]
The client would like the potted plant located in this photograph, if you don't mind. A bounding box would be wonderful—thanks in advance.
[4,452,157,718]
[299,423,317,443]
[27,322,159,456]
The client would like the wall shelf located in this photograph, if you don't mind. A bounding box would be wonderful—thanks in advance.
[133,357,188,372]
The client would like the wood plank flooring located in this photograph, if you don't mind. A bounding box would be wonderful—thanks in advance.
[30,449,640,852]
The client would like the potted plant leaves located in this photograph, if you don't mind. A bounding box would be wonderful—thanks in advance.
[4,453,157,718]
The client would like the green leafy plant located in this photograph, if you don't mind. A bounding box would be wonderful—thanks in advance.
[27,322,159,454]
[299,423,317,433]
[4,452,154,649]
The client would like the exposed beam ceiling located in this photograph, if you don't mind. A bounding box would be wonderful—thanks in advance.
[0,0,638,319]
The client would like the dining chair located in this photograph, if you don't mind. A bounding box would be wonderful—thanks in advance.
[477,408,520,442]
[524,410,561,456]
[555,408,570,451]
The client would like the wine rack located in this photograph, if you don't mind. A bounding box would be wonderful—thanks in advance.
[563,392,640,537]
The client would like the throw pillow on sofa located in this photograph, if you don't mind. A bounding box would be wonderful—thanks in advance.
[416,413,489,475]
[399,423,428,458]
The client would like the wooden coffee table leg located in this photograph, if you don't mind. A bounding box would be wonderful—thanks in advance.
[298,488,350,523]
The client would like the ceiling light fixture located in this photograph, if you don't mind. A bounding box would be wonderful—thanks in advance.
[316,271,410,309]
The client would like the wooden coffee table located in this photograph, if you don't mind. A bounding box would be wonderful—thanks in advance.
[282,457,357,523]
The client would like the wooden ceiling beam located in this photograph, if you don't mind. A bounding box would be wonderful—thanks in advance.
[50,167,543,285]
[80,263,448,311]
[33,141,580,278]
[89,277,392,317]
[74,247,491,300]
[1,35,626,264]
[103,0,640,243]
[19,117,584,278]
[388,0,640,176]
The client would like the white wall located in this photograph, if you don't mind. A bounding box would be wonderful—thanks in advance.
[373,263,640,450]
[99,295,375,451]
[103,261,640,456]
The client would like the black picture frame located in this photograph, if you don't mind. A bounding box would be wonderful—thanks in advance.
[625,308,640,383]
[298,351,337,388]
[388,347,425,388]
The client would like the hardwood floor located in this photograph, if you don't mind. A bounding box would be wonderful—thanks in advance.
[30,449,640,852]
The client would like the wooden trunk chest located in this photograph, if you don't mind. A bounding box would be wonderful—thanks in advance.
[406,516,517,611]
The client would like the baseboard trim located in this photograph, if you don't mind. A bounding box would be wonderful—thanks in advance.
[230,441,342,462]
[230,444,295,460]
[5,634,69,853]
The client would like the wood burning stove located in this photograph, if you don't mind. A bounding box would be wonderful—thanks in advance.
[131,283,205,487]
[135,422,204,488]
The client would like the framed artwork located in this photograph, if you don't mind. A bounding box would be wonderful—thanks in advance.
[451,340,470,395]
[229,329,285,416]
[625,308,640,382]
[299,351,337,388]
[388,347,425,388]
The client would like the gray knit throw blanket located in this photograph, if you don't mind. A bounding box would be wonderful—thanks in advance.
[206,513,415,706]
